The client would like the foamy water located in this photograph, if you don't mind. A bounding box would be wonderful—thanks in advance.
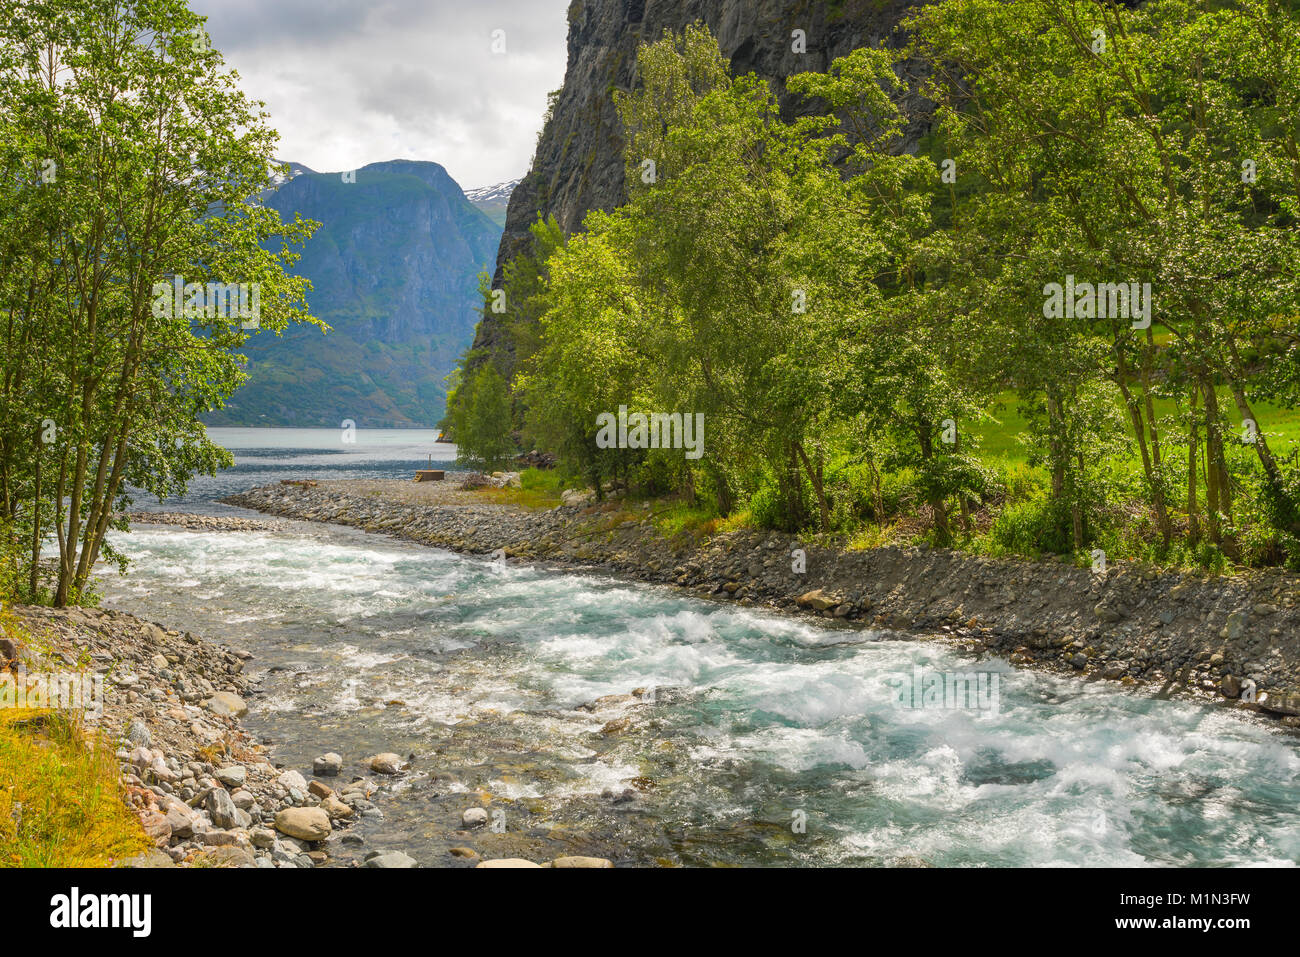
[99,521,1300,867]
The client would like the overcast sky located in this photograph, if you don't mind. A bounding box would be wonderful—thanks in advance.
[191,0,572,190]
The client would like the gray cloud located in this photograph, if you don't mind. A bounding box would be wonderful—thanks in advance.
[191,0,571,189]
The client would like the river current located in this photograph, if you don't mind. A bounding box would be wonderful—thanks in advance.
[95,429,1300,867]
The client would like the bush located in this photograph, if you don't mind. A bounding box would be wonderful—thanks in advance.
[747,481,784,530]
[986,492,1076,556]
[519,468,564,493]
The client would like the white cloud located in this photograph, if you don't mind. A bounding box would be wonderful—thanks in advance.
[192,0,570,189]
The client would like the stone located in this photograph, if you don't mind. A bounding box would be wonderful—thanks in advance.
[215,765,246,788]
[475,858,541,868]
[1258,691,1300,717]
[125,719,152,749]
[796,589,837,612]
[1094,604,1123,623]
[139,809,171,848]
[128,747,153,773]
[277,769,308,792]
[308,780,333,799]
[461,807,489,828]
[119,849,175,868]
[150,654,169,670]
[147,756,179,784]
[162,800,198,839]
[561,488,594,507]
[320,795,354,820]
[367,753,404,775]
[204,691,247,717]
[1221,675,1243,699]
[449,847,478,859]
[313,752,343,777]
[207,788,239,830]
[552,856,614,868]
[273,807,332,842]
[250,827,277,849]
[199,847,256,868]
[195,829,240,847]
[365,852,418,868]
[1225,611,1249,641]
[600,717,632,735]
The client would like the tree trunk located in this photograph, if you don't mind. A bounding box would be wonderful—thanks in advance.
[1187,385,1200,544]
[794,442,830,533]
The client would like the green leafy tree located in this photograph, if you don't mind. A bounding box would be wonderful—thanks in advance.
[0,0,319,604]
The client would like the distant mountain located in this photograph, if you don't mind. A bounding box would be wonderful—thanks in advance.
[205,160,502,428]
[267,160,316,188]
[463,178,520,228]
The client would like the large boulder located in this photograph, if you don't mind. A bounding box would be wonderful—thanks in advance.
[367,753,404,775]
[206,788,240,830]
[204,691,247,717]
[273,807,331,842]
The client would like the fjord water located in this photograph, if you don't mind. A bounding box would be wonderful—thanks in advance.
[128,427,456,514]
[101,429,1300,867]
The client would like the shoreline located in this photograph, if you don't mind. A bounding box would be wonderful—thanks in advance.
[222,478,1300,728]
[5,604,374,868]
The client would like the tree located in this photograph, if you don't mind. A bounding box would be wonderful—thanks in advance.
[0,0,319,604]
[446,365,515,471]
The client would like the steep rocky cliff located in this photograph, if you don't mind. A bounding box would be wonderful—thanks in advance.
[470,0,934,364]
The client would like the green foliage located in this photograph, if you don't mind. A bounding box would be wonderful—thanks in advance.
[462,5,1300,569]
[986,492,1077,557]
[0,0,320,605]
[447,365,515,470]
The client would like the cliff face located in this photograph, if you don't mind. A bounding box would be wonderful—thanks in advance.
[471,0,933,363]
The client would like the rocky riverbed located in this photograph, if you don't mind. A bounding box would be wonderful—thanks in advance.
[121,511,288,532]
[4,603,619,869]
[224,479,1300,727]
[5,605,371,868]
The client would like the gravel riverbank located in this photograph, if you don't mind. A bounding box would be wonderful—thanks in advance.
[224,479,1300,727]
[5,605,376,868]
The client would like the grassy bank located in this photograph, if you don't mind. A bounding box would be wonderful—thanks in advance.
[0,609,149,867]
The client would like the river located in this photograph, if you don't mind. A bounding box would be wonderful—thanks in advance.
[96,428,1300,867]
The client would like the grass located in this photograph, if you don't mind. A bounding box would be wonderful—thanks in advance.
[0,709,149,867]
[0,609,149,868]
[474,486,563,509]
[651,500,751,537]
[971,389,1300,466]
[471,467,566,510]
